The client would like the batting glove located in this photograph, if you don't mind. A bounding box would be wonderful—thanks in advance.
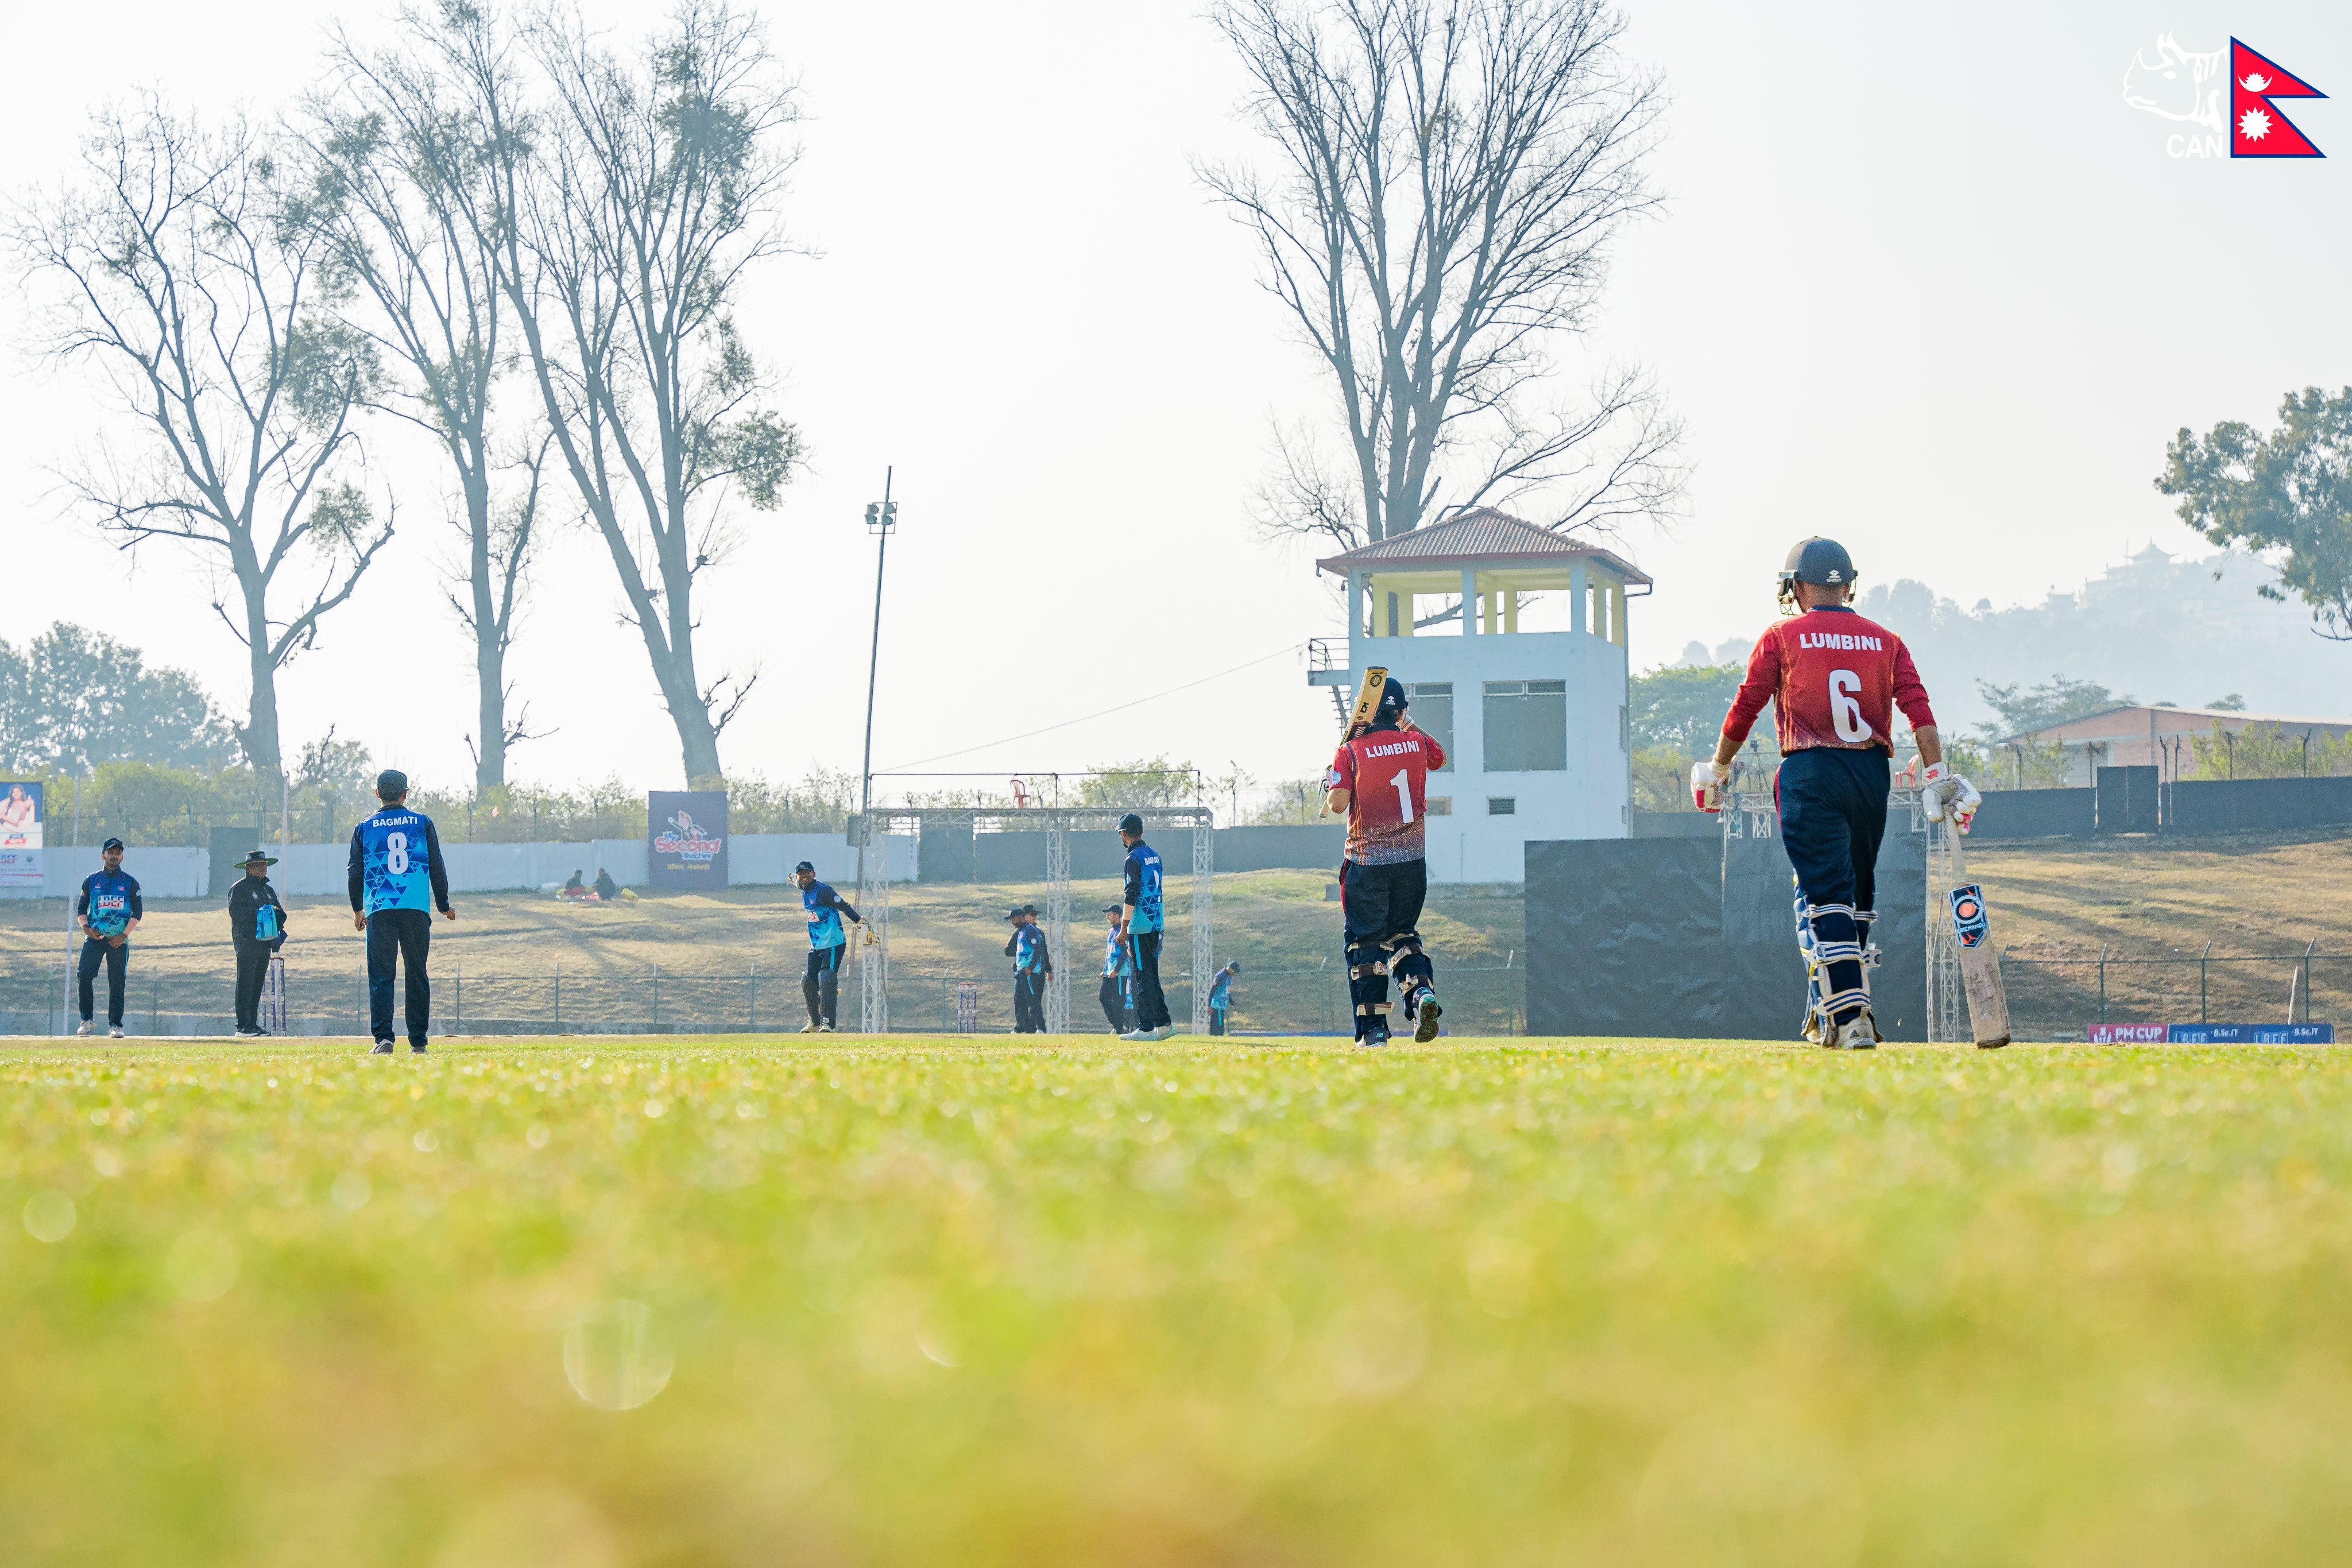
[862,924,880,947]
[1921,763,1982,831]
[1691,758,1731,814]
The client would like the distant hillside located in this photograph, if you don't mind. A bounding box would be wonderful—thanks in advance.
[1677,545,2352,734]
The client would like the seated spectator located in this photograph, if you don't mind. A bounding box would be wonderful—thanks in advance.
[593,867,621,901]
[559,869,591,901]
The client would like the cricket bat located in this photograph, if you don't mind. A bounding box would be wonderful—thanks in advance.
[1343,665,1390,741]
[1944,824,2011,1049]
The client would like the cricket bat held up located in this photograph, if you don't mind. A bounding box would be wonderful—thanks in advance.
[1344,665,1389,741]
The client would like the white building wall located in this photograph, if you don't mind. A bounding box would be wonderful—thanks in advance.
[1347,626,1629,884]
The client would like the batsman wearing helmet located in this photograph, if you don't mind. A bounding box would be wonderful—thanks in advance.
[1325,676,1446,1047]
[1695,539,1980,1048]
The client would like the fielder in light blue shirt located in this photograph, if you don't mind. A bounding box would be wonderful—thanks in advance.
[346,769,454,1054]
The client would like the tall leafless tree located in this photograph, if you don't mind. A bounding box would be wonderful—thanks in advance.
[297,6,550,792]
[500,0,803,783]
[1202,0,1681,551]
[13,100,393,776]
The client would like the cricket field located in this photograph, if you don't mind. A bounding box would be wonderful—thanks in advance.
[3,1035,2349,1565]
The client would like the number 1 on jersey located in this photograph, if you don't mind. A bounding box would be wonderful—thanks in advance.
[1390,769,1414,825]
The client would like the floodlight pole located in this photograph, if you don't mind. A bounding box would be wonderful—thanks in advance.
[854,467,897,903]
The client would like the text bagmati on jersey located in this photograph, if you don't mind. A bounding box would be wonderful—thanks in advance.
[357,810,438,914]
[803,881,849,948]
[1326,726,1447,865]
[1123,843,1165,933]
[1721,606,1937,756]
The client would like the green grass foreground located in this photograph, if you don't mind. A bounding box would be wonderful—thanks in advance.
[3,1036,2349,1566]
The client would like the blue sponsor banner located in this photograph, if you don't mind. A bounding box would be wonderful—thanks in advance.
[649,790,728,890]
[2094,1023,2337,1044]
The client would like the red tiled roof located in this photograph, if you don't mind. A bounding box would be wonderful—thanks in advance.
[1314,507,1652,585]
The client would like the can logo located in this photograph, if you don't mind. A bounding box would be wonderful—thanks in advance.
[1949,884,1989,948]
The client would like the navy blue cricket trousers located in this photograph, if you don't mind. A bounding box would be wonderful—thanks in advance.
[1777,748,1890,1022]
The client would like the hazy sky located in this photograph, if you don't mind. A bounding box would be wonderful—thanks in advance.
[4,1,2347,802]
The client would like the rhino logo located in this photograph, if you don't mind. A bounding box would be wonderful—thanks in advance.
[2123,33,2226,133]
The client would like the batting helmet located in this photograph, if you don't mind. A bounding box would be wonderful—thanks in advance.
[1778,537,1856,601]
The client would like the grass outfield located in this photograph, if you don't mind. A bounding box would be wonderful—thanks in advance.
[5,1035,2350,1565]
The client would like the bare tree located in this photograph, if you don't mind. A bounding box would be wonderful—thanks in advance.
[13,99,393,776]
[1202,0,1681,548]
[498,0,803,782]
[297,5,549,791]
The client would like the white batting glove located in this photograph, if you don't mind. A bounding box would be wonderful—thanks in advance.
[1691,758,1730,814]
[1921,763,1982,832]
[1951,777,1982,835]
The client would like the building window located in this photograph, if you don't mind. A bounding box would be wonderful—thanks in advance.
[1407,682,1453,772]
[1487,796,1516,815]
[1425,796,1453,816]
[1481,680,1567,772]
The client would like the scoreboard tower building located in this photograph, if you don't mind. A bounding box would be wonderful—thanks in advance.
[1313,508,1650,883]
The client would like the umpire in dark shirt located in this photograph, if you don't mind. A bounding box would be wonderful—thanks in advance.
[228,850,289,1036]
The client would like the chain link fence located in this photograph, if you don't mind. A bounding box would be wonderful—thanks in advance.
[1,957,1530,1038]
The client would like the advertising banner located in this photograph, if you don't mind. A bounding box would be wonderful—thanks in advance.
[2086,1023,2335,1044]
[648,790,728,891]
[0,781,41,891]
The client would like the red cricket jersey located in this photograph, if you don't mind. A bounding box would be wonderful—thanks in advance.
[1722,606,1937,756]
[1325,724,1446,865]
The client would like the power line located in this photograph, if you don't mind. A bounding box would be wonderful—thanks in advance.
[878,641,1305,772]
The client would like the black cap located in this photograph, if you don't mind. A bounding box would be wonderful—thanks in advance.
[1378,676,1409,719]
[100,837,125,852]
[1117,812,1144,834]
[1101,903,1123,915]
[376,768,409,799]
[241,849,278,866]
[793,860,815,874]
[1780,537,1856,592]
[1005,904,1029,921]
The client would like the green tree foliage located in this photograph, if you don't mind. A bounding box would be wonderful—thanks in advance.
[2188,721,2352,781]
[1629,663,1746,753]
[1974,676,2127,738]
[2160,386,2352,640]
[1076,758,1201,808]
[0,625,235,773]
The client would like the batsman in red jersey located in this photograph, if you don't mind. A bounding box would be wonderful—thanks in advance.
[1695,539,1980,1048]
[1324,676,1445,1047]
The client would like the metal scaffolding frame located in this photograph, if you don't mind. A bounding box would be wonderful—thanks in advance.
[854,806,1216,1035]
[1924,808,1965,1044]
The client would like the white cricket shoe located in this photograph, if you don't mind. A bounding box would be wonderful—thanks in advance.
[1151,1025,1175,1040]
[817,1023,835,1033]
[75,1021,94,1037]
[798,1021,821,1033]
[108,1025,125,1039]
[1831,1012,1880,1051]
[1119,1029,1152,1042]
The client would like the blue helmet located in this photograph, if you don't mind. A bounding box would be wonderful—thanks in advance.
[1778,537,1856,602]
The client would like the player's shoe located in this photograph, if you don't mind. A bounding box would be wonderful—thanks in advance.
[799,1021,821,1033]
[1801,1011,1824,1047]
[817,1023,834,1033]
[1119,1029,1152,1042]
[237,1028,265,1038]
[1414,994,1442,1043]
[1357,1027,1391,1049]
[75,1021,94,1037]
[369,1040,397,1054]
[1830,1012,1879,1051]
[1151,1024,1174,1040]
[108,1025,125,1039]
[410,1044,428,1054]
